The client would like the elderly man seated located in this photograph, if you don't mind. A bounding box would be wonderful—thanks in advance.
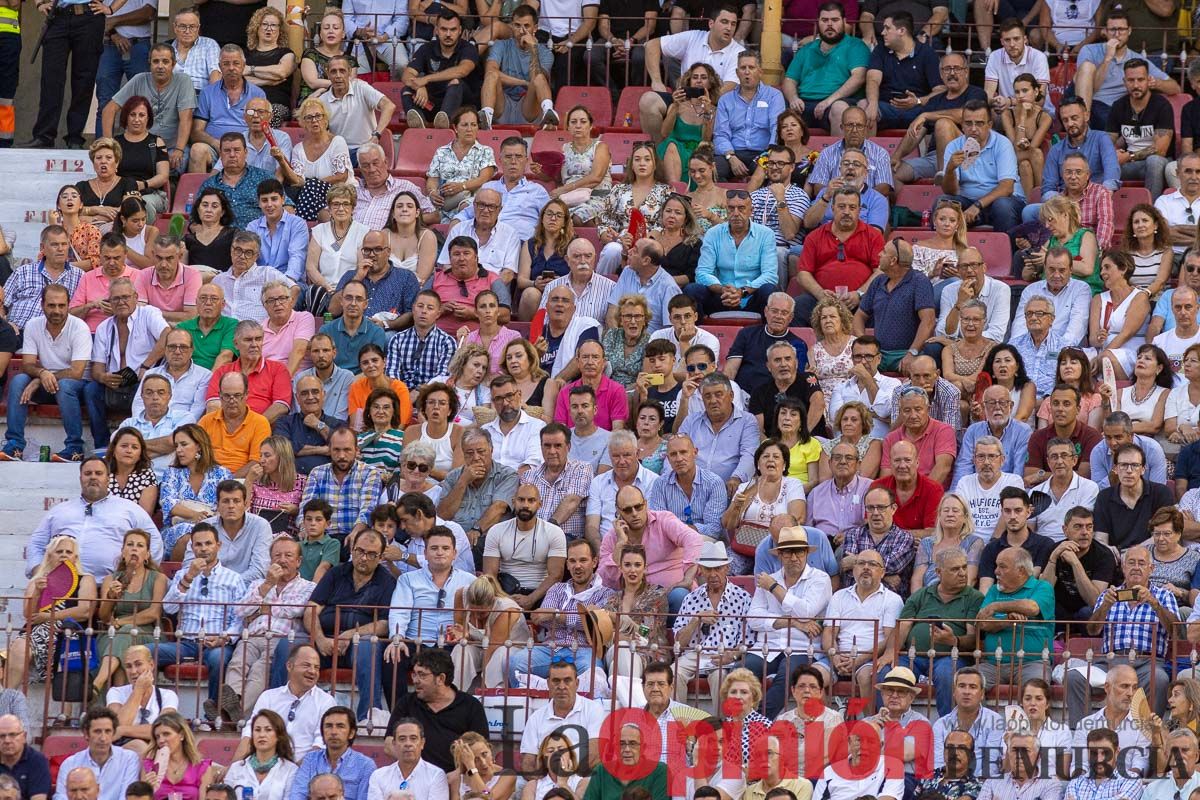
[205,319,293,423]
[1067,547,1179,726]
[937,99,1026,234]
[881,386,957,489]
[818,548,902,698]
[975,546,1055,688]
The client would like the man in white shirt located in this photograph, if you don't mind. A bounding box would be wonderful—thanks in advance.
[1071,664,1151,775]
[585,430,658,544]
[233,643,334,762]
[954,436,1025,535]
[518,660,604,771]
[212,231,299,323]
[1143,729,1200,800]
[104,646,180,757]
[983,19,1051,113]
[313,56,396,158]
[1031,438,1100,541]
[745,526,832,718]
[1153,287,1200,372]
[813,719,905,800]
[976,733,1065,800]
[53,711,141,800]
[481,374,544,474]
[829,334,901,438]
[932,248,1011,345]
[819,548,902,698]
[1009,249,1092,344]
[649,295,721,369]
[539,239,616,322]
[640,6,742,139]
[366,719,447,800]
[1157,152,1200,257]
[436,190,521,282]
[482,483,567,607]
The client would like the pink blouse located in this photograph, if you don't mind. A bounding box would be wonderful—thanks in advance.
[142,758,212,800]
[465,326,522,373]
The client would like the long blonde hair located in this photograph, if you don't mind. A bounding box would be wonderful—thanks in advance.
[33,535,80,580]
[261,435,298,492]
[151,711,202,765]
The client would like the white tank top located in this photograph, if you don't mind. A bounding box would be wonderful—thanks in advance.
[421,422,454,473]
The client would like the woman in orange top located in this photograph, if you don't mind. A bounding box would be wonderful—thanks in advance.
[347,344,411,432]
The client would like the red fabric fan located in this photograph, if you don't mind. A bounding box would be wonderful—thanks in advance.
[529,308,547,343]
[628,208,648,242]
[262,121,277,148]
[38,561,79,612]
[532,150,564,183]
[973,370,992,409]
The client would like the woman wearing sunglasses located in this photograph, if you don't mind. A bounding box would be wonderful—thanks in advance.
[380,441,441,503]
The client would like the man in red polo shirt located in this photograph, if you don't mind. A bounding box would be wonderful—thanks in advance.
[872,440,943,538]
[881,385,957,489]
[432,236,505,333]
[792,188,884,326]
[204,319,293,423]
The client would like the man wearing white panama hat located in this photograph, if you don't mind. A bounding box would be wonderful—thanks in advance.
[745,526,833,719]
[672,541,757,711]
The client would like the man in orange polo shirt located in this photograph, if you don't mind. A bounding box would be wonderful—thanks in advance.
[199,371,271,476]
[204,319,293,423]
[880,386,957,489]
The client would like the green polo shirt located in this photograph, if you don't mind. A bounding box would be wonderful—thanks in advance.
[980,576,1055,664]
[177,314,238,370]
[785,35,871,101]
[299,533,341,581]
[582,763,668,800]
[900,583,984,655]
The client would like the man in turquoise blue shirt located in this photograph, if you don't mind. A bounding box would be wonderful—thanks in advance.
[976,546,1055,687]
[686,191,777,317]
[318,280,388,373]
[713,51,786,181]
[782,2,870,134]
[938,99,1025,235]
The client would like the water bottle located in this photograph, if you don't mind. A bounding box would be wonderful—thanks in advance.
[185,193,195,214]
[623,113,633,128]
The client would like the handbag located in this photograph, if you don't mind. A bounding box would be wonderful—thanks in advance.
[731,521,771,557]
[52,619,98,703]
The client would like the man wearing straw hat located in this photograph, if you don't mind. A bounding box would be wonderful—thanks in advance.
[745,526,833,719]
[672,541,757,711]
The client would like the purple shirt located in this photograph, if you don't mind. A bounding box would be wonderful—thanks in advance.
[806,474,874,539]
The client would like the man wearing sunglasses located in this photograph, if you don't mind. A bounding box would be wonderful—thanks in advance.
[155,523,245,716]
[232,639,333,762]
[686,190,777,318]
[1149,249,1200,340]
[431,236,508,333]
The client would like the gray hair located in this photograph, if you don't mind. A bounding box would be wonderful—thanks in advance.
[308,774,344,795]
[766,340,797,358]
[460,426,492,450]
[1007,547,1035,575]
[357,142,386,162]
[232,230,261,250]
[975,435,1004,455]
[934,548,968,569]
[608,429,638,452]
[1103,411,1133,431]
[768,292,795,312]
[1026,295,1055,314]
[1168,728,1199,747]
[107,277,136,296]
[220,43,245,58]
[260,280,292,302]
[0,776,19,794]
[234,319,263,338]
[154,234,181,251]
[960,299,988,318]
[699,372,733,393]
[401,440,436,464]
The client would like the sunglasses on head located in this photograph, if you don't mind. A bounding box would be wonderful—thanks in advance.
[726,189,751,200]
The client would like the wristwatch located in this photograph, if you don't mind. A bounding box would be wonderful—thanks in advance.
[371,130,382,139]
[907,348,919,356]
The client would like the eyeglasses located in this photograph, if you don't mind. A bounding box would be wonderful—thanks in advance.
[1024,310,1052,318]
[864,504,893,512]
[766,159,793,168]
[352,547,382,559]
[165,343,192,350]
[836,242,846,262]
[199,575,209,597]
[492,390,521,403]
[1115,462,1144,471]
[940,65,967,73]
[842,122,866,130]
[404,461,431,473]
[475,201,500,211]
[618,502,646,514]
[231,247,258,258]
[300,114,324,123]
[958,261,984,270]
[851,353,877,362]
[174,22,199,30]
[1189,207,1196,225]
[263,295,289,304]
[436,588,446,609]
[456,280,469,298]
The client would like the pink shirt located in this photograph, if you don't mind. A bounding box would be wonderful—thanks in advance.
[554,375,629,431]
[133,264,202,313]
[70,266,139,333]
[598,509,705,590]
[262,309,316,370]
[431,268,498,332]
[881,417,958,488]
[465,325,522,372]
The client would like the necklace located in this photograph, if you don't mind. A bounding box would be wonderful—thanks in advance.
[330,223,350,252]
[1131,382,1156,405]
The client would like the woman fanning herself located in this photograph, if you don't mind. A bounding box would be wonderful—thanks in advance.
[6,536,97,689]
[94,529,167,695]
[140,711,218,800]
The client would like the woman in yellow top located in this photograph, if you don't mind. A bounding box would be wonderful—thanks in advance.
[772,395,824,492]
[347,344,411,432]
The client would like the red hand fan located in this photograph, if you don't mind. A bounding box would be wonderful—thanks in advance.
[529,308,547,343]
[973,370,992,409]
[628,209,647,242]
[262,121,277,148]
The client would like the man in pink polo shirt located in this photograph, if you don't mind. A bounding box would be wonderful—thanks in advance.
[431,236,504,333]
[260,279,315,375]
[553,340,629,431]
[598,485,703,613]
[70,233,138,333]
[880,385,957,489]
[133,235,202,324]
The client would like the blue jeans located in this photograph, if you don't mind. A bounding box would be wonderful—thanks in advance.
[892,654,958,718]
[4,374,93,454]
[153,638,235,702]
[94,36,150,138]
[80,379,113,449]
[505,644,597,687]
[741,651,818,718]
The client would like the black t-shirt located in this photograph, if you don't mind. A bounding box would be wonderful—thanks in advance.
[409,39,482,97]
[661,240,701,283]
[184,226,236,272]
[245,46,294,108]
[75,176,140,209]
[116,134,168,183]
[310,562,396,635]
[0,320,18,354]
[1053,543,1118,618]
[198,0,264,47]
[541,326,599,372]
[1183,97,1200,142]
[599,0,659,38]
[729,326,810,393]
[979,530,1057,581]
[385,689,490,772]
[923,84,988,114]
[1106,92,1175,155]
[1094,480,1176,549]
[748,372,829,438]
[648,382,683,430]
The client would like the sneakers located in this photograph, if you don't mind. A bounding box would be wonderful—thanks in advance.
[433,111,450,129]
[479,107,493,130]
[405,109,426,129]
[540,107,560,129]
[219,685,242,723]
[0,447,21,462]
[50,449,82,463]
